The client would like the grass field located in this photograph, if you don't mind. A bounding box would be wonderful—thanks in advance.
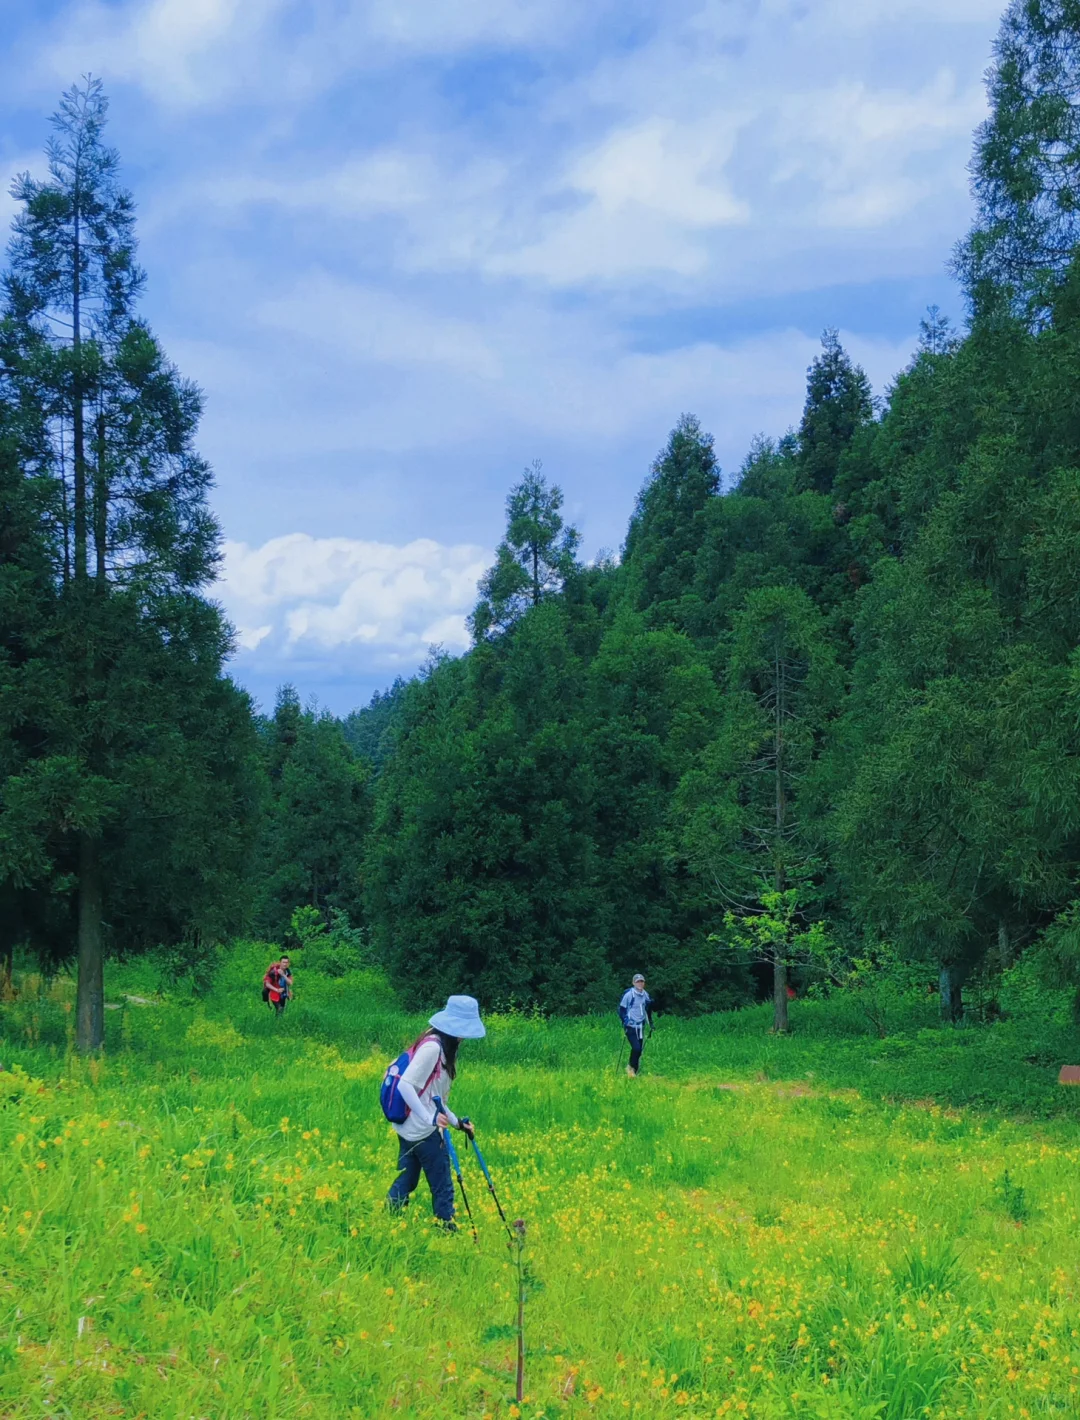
[2,947,1079,1418]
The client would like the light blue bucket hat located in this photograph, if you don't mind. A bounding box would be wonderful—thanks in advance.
[429,994,486,1040]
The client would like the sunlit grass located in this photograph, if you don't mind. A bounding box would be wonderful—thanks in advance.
[2,980,1080,1417]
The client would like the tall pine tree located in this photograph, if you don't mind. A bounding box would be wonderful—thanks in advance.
[2,79,260,1048]
[797,330,873,496]
[471,461,580,639]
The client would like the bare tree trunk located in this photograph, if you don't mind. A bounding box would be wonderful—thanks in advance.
[72,207,87,587]
[94,408,107,585]
[773,957,789,1034]
[939,964,963,1025]
[76,834,104,1052]
[996,921,1010,974]
[772,643,790,1033]
[70,198,104,1053]
[59,421,71,586]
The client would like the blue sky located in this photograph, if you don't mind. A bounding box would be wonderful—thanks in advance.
[1,0,1004,714]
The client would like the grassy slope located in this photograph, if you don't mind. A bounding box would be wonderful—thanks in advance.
[1,948,1079,1418]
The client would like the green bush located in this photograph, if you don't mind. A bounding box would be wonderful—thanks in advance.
[999,950,1076,1029]
[282,906,371,979]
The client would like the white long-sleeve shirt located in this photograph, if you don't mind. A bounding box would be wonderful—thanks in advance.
[619,986,653,1030]
[394,1036,460,1142]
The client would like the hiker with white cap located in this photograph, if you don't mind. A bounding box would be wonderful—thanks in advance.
[383,994,485,1229]
[618,973,654,1077]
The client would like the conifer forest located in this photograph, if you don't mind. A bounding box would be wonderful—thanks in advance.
[4,5,1080,1418]
[7,9,1080,1046]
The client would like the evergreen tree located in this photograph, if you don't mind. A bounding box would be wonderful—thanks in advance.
[797,329,873,496]
[689,431,857,646]
[1,80,260,1048]
[6,77,144,594]
[680,586,840,1031]
[0,317,62,989]
[585,610,742,1011]
[825,283,1080,1020]
[622,414,720,626]
[343,677,409,768]
[958,0,1080,319]
[471,461,580,638]
[253,689,372,938]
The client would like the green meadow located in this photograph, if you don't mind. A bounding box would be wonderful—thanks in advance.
[2,948,1079,1419]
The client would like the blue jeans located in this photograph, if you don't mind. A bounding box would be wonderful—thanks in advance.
[387,1131,455,1222]
[626,1024,645,1072]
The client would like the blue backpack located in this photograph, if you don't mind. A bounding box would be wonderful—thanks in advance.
[380,1034,441,1124]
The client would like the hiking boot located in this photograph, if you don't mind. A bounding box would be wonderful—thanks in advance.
[626,1064,636,1077]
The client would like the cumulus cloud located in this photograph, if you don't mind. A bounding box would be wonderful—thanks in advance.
[217,533,491,675]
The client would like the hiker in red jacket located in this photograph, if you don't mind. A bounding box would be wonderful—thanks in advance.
[262,959,286,1014]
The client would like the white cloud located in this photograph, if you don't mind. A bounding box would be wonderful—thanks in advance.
[156,2,991,295]
[832,0,1004,21]
[217,533,491,669]
[257,276,503,379]
[770,70,986,229]
[177,267,911,540]
[240,269,909,446]
[491,115,749,284]
[35,0,578,111]
[40,0,285,108]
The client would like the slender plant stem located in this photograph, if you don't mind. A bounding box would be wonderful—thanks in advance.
[515,1242,524,1402]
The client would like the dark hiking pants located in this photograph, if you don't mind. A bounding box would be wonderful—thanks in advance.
[625,1024,645,1072]
[387,1130,455,1223]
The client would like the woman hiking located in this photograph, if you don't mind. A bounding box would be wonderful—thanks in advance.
[619,972,654,1077]
[385,995,484,1230]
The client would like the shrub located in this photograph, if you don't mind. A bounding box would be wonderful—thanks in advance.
[995,1170,1032,1225]
[809,942,929,1038]
[999,950,1076,1029]
[288,907,371,979]
[155,936,223,999]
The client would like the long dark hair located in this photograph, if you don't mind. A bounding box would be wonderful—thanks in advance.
[410,1028,459,1080]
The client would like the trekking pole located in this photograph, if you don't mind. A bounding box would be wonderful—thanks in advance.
[434,1096,477,1244]
[460,1121,514,1242]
